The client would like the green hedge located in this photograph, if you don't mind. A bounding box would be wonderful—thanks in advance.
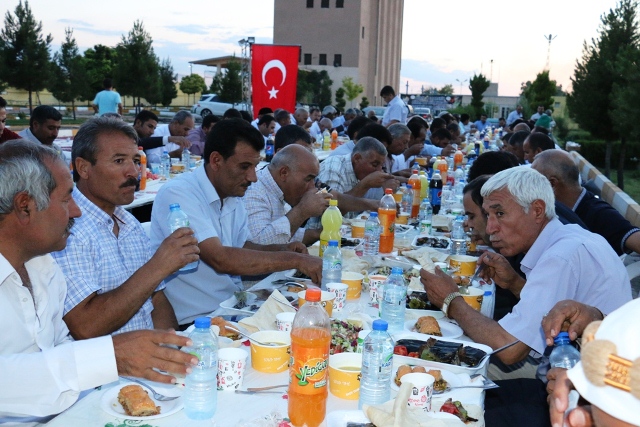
[564,134,640,169]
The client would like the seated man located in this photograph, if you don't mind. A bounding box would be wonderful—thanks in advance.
[420,128,455,157]
[17,105,65,158]
[384,123,411,177]
[257,114,276,144]
[52,118,200,339]
[292,107,312,130]
[328,116,375,157]
[133,110,191,154]
[186,114,219,156]
[474,113,490,132]
[421,166,631,379]
[532,149,640,255]
[318,136,399,199]
[522,132,555,164]
[505,130,530,165]
[274,109,291,128]
[392,118,426,175]
[150,119,322,327]
[145,110,195,163]
[0,140,195,424]
[244,145,332,245]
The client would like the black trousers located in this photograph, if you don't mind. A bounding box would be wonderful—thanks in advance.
[484,379,551,427]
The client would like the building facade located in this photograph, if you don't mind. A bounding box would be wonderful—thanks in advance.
[273,0,404,107]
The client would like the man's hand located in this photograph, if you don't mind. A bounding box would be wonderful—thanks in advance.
[478,252,525,297]
[150,227,200,276]
[547,368,594,427]
[168,136,192,149]
[542,300,603,346]
[113,329,197,384]
[286,242,308,254]
[297,190,332,218]
[360,171,398,190]
[296,254,323,284]
[441,145,455,156]
[420,267,459,308]
[405,143,424,158]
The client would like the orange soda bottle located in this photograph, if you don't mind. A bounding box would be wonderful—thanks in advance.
[378,188,397,253]
[454,149,464,170]
[330,130,338,150]
[288,288,331,427]
[138,146,147,191]
[408,169,421,218]
[437,156,448,183]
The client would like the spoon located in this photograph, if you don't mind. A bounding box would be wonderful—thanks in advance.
[460,264,485,295]
[479,339,521,362]
[225,326,278,346]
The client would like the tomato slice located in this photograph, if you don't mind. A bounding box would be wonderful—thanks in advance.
[407,352,419,358]
[393,345,408,356]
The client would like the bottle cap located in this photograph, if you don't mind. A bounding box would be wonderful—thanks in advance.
[372,319,389,331]
[169,203,181,211]
[328,240,339,247]
[412,169,418,174]
[406,184,412,189]
[305,288,321,302]
[194,317,211,328]
[554,331,571,344]
[329,199,338,206]
[391,266,403,275]
[384,188,393,194]
[369,211,378,217]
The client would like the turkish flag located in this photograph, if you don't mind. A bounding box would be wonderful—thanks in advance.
[251,44,300,118]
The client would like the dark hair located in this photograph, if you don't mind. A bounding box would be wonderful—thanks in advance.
[103,78,113,89]
[356,123,392,145]
[0,96,6,108]
[440,113,455,125]
[446,123,460,134]
[407,117,427,138]
[134,110,159,125]
[257,114,275,126]
[257,107,273,116]
[204,118,264,162]
[240,110,252,122]
[463,175,491,208]
[274,124,312,152]
[346,116,373,141]
[532,126,549,135]
[30,105,62,127]
[379,85,395,97]
[223,108,242,119]
[526,132,555,152]
[509,130,531,147]
[274,109,290,124]
[467,151,519,181]
[431,128,452,141]
[202,114,220,128]
[309,107,320,115]
[502,132,513,143]
[461,113,470,122]
[430,117,446,131]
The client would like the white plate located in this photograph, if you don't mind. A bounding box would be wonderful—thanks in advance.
[283,268,313,282]
[391,365,466,393]
[219,292,264,315]
[411,234,451,251]
[404,319,463,339]
[406,308,445,320]
[325,410,371,427]
[101,382,183,420]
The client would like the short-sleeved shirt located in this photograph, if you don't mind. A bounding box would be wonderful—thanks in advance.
[318,153,359,194]
[150,165,249,324]
[52,188,159,334]
[243,167,305,245]
[186,127,206,156]
[382,95,407,126]
[92,90,121,115]
[498,219,631,355]
[146,124,181,164]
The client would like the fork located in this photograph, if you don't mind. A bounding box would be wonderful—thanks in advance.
[120,377,180,401]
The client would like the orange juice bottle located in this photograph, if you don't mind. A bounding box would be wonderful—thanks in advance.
[138,146,147,191]
[378,188,397,253]
[289,288,331,427]
[408,169,421,218]
[330,129,338,150]
[454,149,464,170]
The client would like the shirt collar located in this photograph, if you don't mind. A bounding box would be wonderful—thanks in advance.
[520,218,563,273]
[72,187,129,227]
[572,187,587,211]
[257,167,284,203]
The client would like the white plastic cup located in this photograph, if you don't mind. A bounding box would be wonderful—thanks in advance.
[275,312,296,332]
[403,373,435,412]
[368,275,387,308]
[326,282,348,311]
[217,348,249,391]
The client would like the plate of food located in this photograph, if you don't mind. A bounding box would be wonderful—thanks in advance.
[284,269,313,282]
[219,291,264,315]
[391,365,466,394]
[101,382,182,420]
[330,319,365,354]
[404,316,463,339]
[406,292,445,319]
[411,235,450,251]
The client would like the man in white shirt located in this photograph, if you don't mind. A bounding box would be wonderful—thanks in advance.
[530,105,545,121]
[145,110,195,163]
[379,85,407,126]
[0,140,196,424]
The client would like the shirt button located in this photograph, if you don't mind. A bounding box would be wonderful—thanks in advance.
[22,298,28,302]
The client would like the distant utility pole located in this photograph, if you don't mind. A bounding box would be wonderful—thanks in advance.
[406,80,409,95]
[544,34,557,70]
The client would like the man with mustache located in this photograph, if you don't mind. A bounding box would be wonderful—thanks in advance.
[0,140,197,424]
[150,118,322,328]
[52,117,200,339]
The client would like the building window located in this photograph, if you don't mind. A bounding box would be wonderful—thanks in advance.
[306,0,314,7]
[319,54,327,66]
[336,0,344,7]
[304,53,312,65]
[333,54,342,67]
[321,0,329,8]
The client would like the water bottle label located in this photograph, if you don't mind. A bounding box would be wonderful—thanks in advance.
[327,260,342,271]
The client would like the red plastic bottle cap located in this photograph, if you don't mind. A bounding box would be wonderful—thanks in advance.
[305,288,321,302]
[384,188,393,194]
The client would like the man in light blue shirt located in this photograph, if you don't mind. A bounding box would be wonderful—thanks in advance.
[380,85,407,126]
[474,114,490,132]
[506,105,523,127]
[92,78,123,116]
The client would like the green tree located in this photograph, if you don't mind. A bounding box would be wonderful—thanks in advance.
[157,58,177,107]
[209,72,223,95]
[359,96,370,109]
[82,44,117,101]
[567,0,639,180]
[342,76,363,107]
[468,73,490,120]
[335,87,346,111]
[437,84,454,96]
[179,74,206,105]
[219,59,242,104]
[296,70,332,106]
[521,70,557,115]
[0,0,52,112]
[114,21,160,112]
[48,28,88,119]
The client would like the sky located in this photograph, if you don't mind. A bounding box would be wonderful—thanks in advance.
[7,0,622,97]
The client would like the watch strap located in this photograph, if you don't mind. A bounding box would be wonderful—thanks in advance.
[442,291,462,318]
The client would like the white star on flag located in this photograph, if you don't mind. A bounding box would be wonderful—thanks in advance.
[268,86,279,99]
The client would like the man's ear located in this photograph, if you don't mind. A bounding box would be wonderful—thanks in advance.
[208,151,223,171]
[74,157,91,180]
[13,192,35,224]
[531,199,547,222]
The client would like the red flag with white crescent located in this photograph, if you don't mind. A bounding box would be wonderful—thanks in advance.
[251,44,300,118]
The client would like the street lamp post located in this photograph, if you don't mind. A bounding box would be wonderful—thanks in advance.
[456,78,468,97]
[238,37,255,117]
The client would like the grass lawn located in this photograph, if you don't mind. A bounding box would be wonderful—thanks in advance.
[609,169,640,203]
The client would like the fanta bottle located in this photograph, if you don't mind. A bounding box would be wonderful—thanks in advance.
[378,188,397,253]
[454,149,464,170]
[288,288,331,427]
[319,199,341,257]
[331,129,338,150]
[437,156,448,183]
[408,169,421,219]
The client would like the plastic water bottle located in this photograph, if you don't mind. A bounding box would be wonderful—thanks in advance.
[167,203,199,271]
[549,332,581,369]
[450,215,467,255]
[364,212,381,256]
[400,184,413,218]
[418,198,433,234]
[321,240,342,290]
[358,319,394,409]
[182,147,191,171]
[454,166,464,185]
[380,267,407,333]
[183,317,218,420]
[161,150,171,179]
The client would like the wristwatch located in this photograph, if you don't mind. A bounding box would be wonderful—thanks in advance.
[442,292,462,318]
